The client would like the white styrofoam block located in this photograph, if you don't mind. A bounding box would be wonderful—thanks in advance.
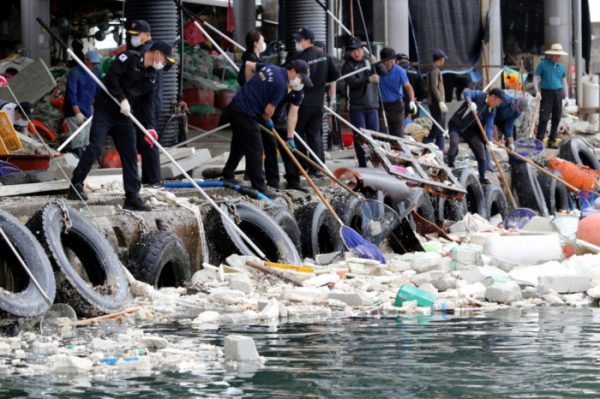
[224,335,260,361]
[483,234,563,265]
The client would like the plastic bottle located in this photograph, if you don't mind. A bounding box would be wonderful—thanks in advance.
[432,301,456,311]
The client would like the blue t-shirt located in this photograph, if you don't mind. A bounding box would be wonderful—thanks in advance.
[379,64,409,103]
[535,59,566,91]
[233,63,288,118]
[64,64,102,118]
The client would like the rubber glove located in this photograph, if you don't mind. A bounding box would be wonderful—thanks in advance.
[369,56,377,65]
[145,129,158,148]
[562,98,569,108]
[0,76,7,87]
[286,138,295,151]
[409,101,417,114]
[535,92,542,100]
[369,74,380,84]
[262,119,274,131]
[75,113,86,127]
[329,98,336,110]
[120,99,131,117]
[507,143,515,152]
[439,101,448,113]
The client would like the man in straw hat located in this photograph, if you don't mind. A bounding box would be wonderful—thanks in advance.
[533,43,569,149]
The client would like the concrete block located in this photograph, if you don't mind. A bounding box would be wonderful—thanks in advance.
[47,153,79,180]
[191,151,231,178]
[89,168,125,176]
[453,249,484,270]
[0,59,56,103]
[410,253,442,273]
[0,170,57,185]
[224,335,260,362]
[80,206,116,217]
[328,292,374,307]
[315,251,343,265]
[230,273,253,294]
[537,275,592,294]
[485,282,522,303]
[388,259,411,272]
[160,148,196,164]
[325,149,356,160]
[161,148,211,179]
[463,266,508,285]
[302,274,339,287]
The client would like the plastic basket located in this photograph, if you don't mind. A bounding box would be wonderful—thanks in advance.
[0,111,23,154]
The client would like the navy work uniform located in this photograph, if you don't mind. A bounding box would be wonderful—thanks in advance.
[70,46,160,204]
[221,63,289,194]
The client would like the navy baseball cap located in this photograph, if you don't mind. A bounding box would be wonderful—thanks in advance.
[433,49,448,60]
[346,36,362,50]
[292,26,315,42]
[150,40,175,63]
[314,41,327,51]
[19,102,35,120]
[490,88,510,103]
[380,47,396,60]
[290,59,313,89]
[396,53,409,61]
[128,20,151,34]
[84,50,101,64]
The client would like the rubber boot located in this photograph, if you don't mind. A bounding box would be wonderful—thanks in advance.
[448,155,456,168]
[477,159,490,184]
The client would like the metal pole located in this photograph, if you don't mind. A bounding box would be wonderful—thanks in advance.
[483,68,506,92]
[171,123,231,148]
[57,116,93,152]
[574,0,583,106]
[204,21,246,51]
[417,104,449,138]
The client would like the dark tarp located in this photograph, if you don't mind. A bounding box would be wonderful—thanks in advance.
[408,0,485,73]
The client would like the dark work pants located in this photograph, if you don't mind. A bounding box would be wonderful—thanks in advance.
[274,118,301,186]
[296,105,324,175]
[72,108,141,199]
[136,127,161,185]
[447,125,487,180]
[221,102,268,192]
[381,99,405,138]
[350,109,379,168]
[537,88,563,143]
[428,101,446,140]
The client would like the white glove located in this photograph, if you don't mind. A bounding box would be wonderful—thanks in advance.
[439,101,448,113]
[369,56,377,65]
[508,143,515,152]
[409,101,417,114]
[562,98,569,108]
[369,74,380,84]
[469,102,477,112]
[120,99,131,117]
[535,92,542,100]
[75,113,86,127]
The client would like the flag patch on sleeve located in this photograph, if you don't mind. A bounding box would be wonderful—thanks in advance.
[119,54,128,62]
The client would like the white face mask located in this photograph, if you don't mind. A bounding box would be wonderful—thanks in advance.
[260,42,267,53]
[15,119,28,127]
[290,77,303,91]
[153,53,165,70]
[295,42,304,52]
[130,36,143,48]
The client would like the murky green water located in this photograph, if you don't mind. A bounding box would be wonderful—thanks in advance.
[1,307,600,398]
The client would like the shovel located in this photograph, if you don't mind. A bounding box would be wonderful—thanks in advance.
[259,124,386,263]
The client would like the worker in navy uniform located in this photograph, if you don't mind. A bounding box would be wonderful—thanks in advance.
[244,60,311,193]
[289,26,340,178]
[221,60,314,198]
[396,53,427,119]
[126,20,172,189]
[68,40,174,212]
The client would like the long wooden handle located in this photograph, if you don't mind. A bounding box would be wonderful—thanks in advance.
[529,97,541,138]
[246,261,303,287]
[259,124,342,224]
[59,308,141,326]
[466,97,517,208]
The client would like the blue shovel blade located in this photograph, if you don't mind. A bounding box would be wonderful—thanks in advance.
[579,190,600,210]
[515,138,544,157]
[504,208,537,230]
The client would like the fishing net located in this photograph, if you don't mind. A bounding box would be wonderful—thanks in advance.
[34,102,64,135]
[188,104,222,116]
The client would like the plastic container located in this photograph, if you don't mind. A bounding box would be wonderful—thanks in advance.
[188,114,221,130]
[0,154,60,171]
[0,111,23,154]
[583,75,599,127]
[342,132,354,148]
[393,284,437,307]
[432,301,456,311]
[334,268,349,280]
[214,91,236,108]
[182,88,215,106]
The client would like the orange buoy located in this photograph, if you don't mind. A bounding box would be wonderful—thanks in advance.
[100,150,141,169]
[28,120,57,141]
[49,87,65,112]
[548,156,599,192]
